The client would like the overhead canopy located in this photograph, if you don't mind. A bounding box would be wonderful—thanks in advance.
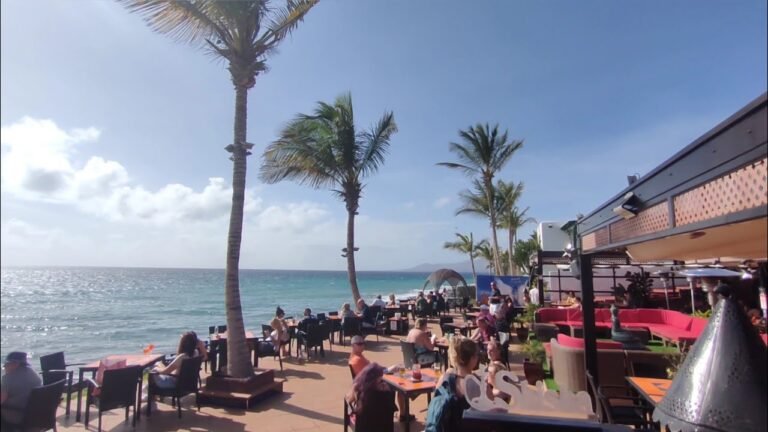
[577,92,767,262]
[675,268,743,278]
[423,268,468,295]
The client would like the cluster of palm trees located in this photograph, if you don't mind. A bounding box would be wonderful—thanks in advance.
[439,123,538,280]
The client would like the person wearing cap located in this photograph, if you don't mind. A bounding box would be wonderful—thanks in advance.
[348,336,370,377]
[1,351,42,427]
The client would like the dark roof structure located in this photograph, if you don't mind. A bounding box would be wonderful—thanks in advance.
[422,268,468,293]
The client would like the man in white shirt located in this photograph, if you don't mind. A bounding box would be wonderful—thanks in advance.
[529,285,540,305]
[371,295,386,307]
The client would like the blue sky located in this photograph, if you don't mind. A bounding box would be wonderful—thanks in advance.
[1,0,766,270]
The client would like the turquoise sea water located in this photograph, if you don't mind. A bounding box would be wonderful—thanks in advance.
[0,267,462,365]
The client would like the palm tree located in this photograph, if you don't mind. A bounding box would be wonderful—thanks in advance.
[438,123,523,274]
[496,180,535,275]
[443,232,481,284]
[122,0,317,378]
[260,93,397,302]
[474,240,495,274]
[512,232,541,276]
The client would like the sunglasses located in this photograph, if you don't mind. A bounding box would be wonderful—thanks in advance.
[353,342,365,346]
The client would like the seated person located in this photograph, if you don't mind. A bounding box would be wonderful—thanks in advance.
[425,337,478,430]
[348,336,371,374]
[477,304,495,327]
[406,318,437,364]
[345,363,398,424]
[568,297,583,310]
[371,295,386,308]
[340,302,356,319]
[471,316,496,344]
[357,299,375,328]
[485,339,510,403]
[565,291,577,305]
[1,352,42,428]
[151,332,200,388]
[386,294,397,307]
[270,306,291,357]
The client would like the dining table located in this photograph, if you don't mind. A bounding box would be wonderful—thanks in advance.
[442,322,477,336]
[382,367,439,432]
[626,376,672,406]
[75,353,165,422]
[208,331,260,372]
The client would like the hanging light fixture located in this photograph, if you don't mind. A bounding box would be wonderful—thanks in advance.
[652,285,767,432]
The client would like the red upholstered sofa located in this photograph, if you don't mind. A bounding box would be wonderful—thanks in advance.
[536,308,708,346]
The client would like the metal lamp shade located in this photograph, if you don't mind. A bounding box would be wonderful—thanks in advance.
[652,289,767,432]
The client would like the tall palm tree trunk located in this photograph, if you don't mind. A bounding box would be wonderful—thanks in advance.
[469,232,477,284]
[224,84,254,378]
[346,205,362,302]
[484,178,502,275]
[508,228,516,276]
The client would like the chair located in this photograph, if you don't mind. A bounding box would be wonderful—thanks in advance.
[208,325,215,336]
[298,322,327,358]
[328,311,339,317]
[253,338,284,371]
[13,379,66,432]
[39,351,86,417]
[586,372,649,428]
[84,365,143,432]
[341,317,363,346]
[147,356,203,418]
[343,390,396,432]
[328,312,342,342]
[317,313,326,321]
[217,325,227,333]
[319,319,333,350]
[439,317,454,336]
[363,312,386,342]
[208,338,227,374]
[400,340,435,368]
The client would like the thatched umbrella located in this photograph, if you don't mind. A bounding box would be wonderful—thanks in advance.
[423,268,469,298]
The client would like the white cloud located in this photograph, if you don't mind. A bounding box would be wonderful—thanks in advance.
[433,196,452,208]
[1,117,258,225]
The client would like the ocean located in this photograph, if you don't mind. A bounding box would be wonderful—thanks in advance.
[0,267,463,365]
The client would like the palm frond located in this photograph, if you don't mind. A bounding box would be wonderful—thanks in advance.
[257,0,318,49]
[359,110,397,178]
[120,0,228,46]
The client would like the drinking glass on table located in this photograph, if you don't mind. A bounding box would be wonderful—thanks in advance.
[398,365,406,378]
[433,362,442,379]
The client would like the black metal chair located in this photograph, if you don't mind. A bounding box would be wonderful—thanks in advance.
[84,365,143,432]
[216,325,227,333]
[208,338,227,374]
[147,356,203,418]
[343,390,396,432]
[317,313,326,321]
[39,351,86,417]
[341,316,363,346]
[298,321,327,358]
[586,372,649,428]
[11,378,66,432]
[254,334,284,371]
[362,312,386,342]
[439,316,455,336]
[327,311,342,343]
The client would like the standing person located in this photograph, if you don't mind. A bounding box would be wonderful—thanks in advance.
[493,299,510,333]
[270,306,291,357]
[371,295,386,308]
[1,352,42,429]
[415,292,429,317]
[491,281,502,298]
[529,283,540,305]
[424,337,478,431]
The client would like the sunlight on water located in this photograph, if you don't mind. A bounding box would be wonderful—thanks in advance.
[1,267,445,364]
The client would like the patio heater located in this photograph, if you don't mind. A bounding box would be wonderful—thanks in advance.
[652,285,767,432]
[676,268,742,312]
[653,271,672,310]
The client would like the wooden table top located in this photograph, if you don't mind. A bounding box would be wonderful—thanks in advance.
[82,353,165,370]
[444,322,476,330]
[383,368,438,394]
[627,376,671,406]
[210,331,257,340]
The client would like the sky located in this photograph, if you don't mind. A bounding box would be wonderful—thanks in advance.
[1,0,766,271]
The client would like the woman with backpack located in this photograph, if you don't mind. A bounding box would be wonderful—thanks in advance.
[424,337,479,431]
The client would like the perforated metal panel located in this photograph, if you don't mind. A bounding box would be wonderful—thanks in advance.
[674,158,768,226]
[610,202,670,243]
[582,233,597,251]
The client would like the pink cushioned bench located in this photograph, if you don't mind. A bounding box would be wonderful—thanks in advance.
[536,308,708,347]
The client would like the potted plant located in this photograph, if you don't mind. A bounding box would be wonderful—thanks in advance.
[522,338,546,385]
[613,271,654,308]
[515,303,538,342]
